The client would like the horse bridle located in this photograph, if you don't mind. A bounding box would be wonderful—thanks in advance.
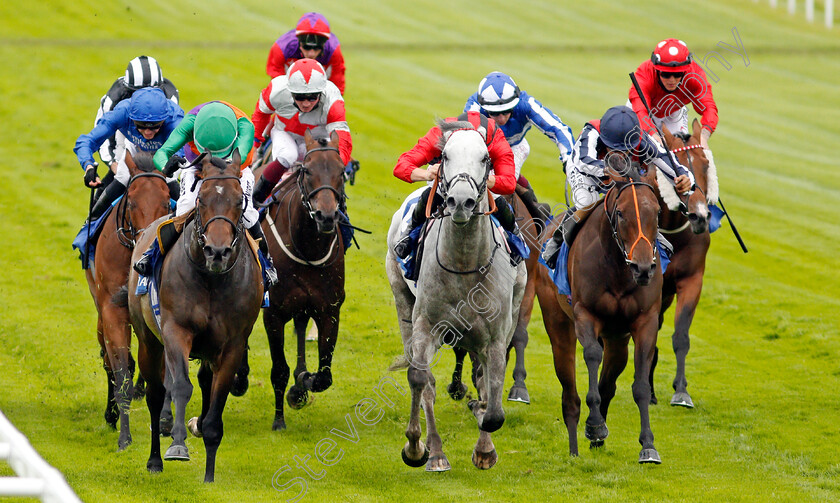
[605,182,658,265]
[115,171,168,248]
[190,174,244,273]
[437,153,493,216]
[296,146,346,220]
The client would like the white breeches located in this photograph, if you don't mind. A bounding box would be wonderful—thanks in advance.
[270,129,307,169]
[566,166,602,209]
[510,139,530,180]
[176,166,259,228]
[625,99,688,136]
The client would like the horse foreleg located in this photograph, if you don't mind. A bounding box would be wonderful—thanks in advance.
[470,342,506,470]
[401,324,440,470]
[101,304,134,450]
[162,326,193,462]
[265,309,291,429]
[598,337,629,424]
[507,274,535,404]
[188,361,213,439]
[138,336,165,473]
[286,315,311,409]
[448,347,468,400]
[632,310,661,464]
[545,305,581,456]
[98,323,118,430]
[670,274,703,408]
[200,345,243,483]
[576,311,608,447]
[230,346,250,398]
[306,309,339,393]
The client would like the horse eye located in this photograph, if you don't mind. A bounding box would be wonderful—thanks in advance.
[615,209,623,219]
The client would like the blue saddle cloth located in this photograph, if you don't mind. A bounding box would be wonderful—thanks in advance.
[539,239,671,297]
[71,200,117,270]
[709,203,723,233]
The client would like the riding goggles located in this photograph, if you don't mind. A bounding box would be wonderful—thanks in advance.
[292,93,321,102]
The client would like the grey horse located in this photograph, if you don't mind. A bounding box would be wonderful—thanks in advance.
[386,122,527,471]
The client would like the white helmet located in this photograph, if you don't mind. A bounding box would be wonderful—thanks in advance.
[287,59,327,95]
[125,55,163,89]
[476,72,520,113]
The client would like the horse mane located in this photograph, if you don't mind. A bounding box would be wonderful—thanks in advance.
[132,151,156,173]
[435,120,477,151]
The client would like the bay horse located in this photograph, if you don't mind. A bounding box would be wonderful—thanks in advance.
[650,120,712,408]
[386,122,527,471]
[259,130,346,431]
[538,175,664,463]
[448,191,544,404]
[127,151,263,482]
[83,151,170,450]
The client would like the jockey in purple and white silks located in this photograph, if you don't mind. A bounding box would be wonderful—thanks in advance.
[74,87,184,223]
[464,72,575,222]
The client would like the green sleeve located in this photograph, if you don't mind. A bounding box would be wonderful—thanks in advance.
[235,116,256,160]
[153,114,197,171]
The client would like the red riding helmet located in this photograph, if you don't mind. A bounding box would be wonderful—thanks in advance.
[650,38,692,72]
[295,12,331,37]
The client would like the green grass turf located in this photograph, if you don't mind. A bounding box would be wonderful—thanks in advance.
[1,0,839,501]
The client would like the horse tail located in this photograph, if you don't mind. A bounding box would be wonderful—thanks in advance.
[387,355,410,372]
[112,285,129,308]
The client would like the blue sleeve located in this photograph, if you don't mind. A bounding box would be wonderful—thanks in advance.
[519,92,575,164]
[73,107,128,169]
[463,93,482,113]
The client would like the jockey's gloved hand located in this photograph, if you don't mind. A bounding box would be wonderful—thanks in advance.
[83,163,99,187]
[163,155,187,177]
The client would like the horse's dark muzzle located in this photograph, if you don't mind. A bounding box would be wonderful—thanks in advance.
[629,261,656,286]
[313,210,337,234]
[203,245,233,272]
[688,213,708,234]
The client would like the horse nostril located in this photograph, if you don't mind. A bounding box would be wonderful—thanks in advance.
[649,263,657,274]
[446,196,456,208]
[221,248,232,260]
[464,198,476,211]
[688,213,699,222]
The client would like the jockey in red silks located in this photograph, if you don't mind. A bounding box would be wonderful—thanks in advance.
[629,38,719,204]
[266,12,346,95]
[250,58,353,206]
[391,111,518,260]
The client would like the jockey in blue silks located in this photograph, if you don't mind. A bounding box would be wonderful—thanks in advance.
[74,87,184,223]
[464,71,575,223]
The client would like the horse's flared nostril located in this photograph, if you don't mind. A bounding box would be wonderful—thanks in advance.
[446,196,457,209]
[688,213,699,222]
[464,198,476,211]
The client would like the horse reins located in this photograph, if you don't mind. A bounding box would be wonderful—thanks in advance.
[187,174,244,274]
[606,182,657,264]
[115,171,168,249]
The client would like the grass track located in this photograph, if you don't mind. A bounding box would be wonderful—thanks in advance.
[1,1,839,501]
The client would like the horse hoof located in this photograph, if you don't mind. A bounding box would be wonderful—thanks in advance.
[147,458,163,473]
[447,382,468,401]
[507,385,530,404]
[230,374,249,397]
[310,371,332,393]
[426,454,451,472]
[589,439,605,449]
[133,381,146,401]
[187,417,203,438]
[584,422,609,442]
[163,444,190,461]
[639,448,662,464]
[286,386,309,410]
[272,418,287,431]
[670,392,694,408]
[650,392,658,405]
[472,449,498,470]
[401,443,430,468]
[159,416,174,437]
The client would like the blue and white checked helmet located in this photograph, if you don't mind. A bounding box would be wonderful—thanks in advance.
[476,72,520,113]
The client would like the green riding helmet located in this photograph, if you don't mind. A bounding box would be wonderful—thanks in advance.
[194,102,238,158]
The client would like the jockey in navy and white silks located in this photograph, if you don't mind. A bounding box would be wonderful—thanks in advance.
[74,87,184,222]
[567,106,694,209]
[464,72,575,179]
[94,56,180,173]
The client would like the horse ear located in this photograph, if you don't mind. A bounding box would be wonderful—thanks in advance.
[304,129,314,147]
[475,126,487,142]
[441,129,454,144]
[330,130,339,146]
[692,119,701,139]
[230,149,241,170]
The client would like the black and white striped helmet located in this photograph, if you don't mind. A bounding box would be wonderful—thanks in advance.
[125,56,163,89]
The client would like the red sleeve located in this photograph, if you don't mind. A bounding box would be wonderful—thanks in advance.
[325,100,352,164]
[486,124,515,194]
[628,61,658,135]
[335,130,352,166]
[393,127,442,183]
[266,43,287,79]
[251,84,275,142]
[683,62,718,132]
[327,47,346,95]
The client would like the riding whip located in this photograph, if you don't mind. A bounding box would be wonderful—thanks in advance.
[629,72,748,253]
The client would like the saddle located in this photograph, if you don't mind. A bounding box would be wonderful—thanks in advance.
[560,200,602,246]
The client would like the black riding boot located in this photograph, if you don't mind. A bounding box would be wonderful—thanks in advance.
[393,187,442,259]
[248,223,278,287]
[166,179,180,202]
[133,216,182,276]
[94,171,116,202]
[252,175,276,208]
[493,196,519,234]
[88,180,126,223]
